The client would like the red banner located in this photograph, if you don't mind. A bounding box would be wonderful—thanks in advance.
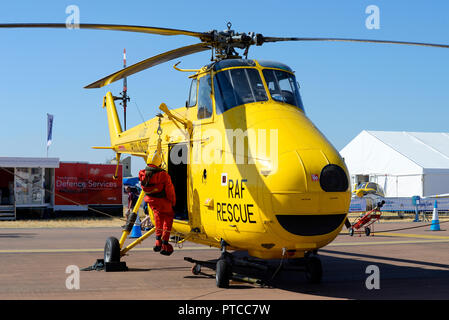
[86,164,122,205]
[55,162,122,206]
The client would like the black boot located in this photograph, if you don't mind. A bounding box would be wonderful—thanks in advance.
[160,240,173,256]
[153,235,162,252]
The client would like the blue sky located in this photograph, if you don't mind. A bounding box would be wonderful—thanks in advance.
[1,1,448,176]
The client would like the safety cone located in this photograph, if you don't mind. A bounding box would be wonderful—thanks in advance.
[430,200,441,231]
[130,214,142,238]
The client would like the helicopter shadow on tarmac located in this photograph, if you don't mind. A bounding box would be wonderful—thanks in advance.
[185,249,449,299]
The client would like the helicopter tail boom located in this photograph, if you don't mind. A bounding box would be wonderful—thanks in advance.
[102,92,123,146]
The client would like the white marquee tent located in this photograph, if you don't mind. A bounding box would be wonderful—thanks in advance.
[340,131,449,197]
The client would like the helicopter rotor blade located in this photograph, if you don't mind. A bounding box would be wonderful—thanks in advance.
[0,23,211,39]
[84,43,210,89]
[260,36,449,49]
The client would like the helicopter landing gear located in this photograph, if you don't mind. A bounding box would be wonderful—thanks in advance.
[104,237,120,263]
[185,239,266,288]
[185,241,324,287]
[304,254,323,284]
[184,254,265,288]
[101,236,128,272]
[215,239,233,288]
[285,251,323,284]
[216,258,231,288]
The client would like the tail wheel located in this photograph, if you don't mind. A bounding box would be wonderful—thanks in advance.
[305,256,322,284]
[349,228,354,236]
[216,259,230,288]
[104,237,121,263]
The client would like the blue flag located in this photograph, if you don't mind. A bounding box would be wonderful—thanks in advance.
[47,113,54,147]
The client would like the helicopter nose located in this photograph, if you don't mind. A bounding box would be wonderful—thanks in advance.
[265,149,349,207]
[265,150,350,237]
[236,103,351,240]
[250,112,350,239]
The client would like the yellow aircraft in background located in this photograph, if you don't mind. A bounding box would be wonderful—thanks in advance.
[1,22,448,287]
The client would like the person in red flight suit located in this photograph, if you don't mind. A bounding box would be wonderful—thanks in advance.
[138,160,176,256]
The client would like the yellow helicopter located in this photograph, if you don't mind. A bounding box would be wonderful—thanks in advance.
[2,22,449,287]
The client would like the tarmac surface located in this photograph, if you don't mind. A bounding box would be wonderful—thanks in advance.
[0,220,448,300]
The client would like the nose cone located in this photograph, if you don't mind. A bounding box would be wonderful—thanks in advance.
[247,104,350,239]
[265,149,349,237]
[251,105,349,195]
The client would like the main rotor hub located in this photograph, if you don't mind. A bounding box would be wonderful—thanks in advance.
[206,28,264,60]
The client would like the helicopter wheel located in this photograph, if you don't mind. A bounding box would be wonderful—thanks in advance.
[216,259,231,288]
[304,256,322,284]
[104,237,121,263]
[191,263,201,275]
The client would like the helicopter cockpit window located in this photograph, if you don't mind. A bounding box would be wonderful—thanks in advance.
[197,74,213,119]
[214,68,268,114]
[262,69,304,111]
[187,78,197,107]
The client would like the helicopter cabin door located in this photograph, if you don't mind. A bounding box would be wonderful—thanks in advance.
[168,143,188,221]
[189,71,216,235]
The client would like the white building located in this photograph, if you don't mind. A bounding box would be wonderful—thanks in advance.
[0,157,60,220]
[340,131,449,197]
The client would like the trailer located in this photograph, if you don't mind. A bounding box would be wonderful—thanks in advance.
[349,200,385,236]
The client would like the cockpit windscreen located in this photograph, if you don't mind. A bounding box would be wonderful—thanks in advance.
[214,68,268,114]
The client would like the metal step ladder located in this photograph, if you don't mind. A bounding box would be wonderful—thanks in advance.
[0,204,16,220]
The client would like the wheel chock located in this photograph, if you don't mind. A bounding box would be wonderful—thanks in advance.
[104,259,128,272]
[81,259,128,272]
